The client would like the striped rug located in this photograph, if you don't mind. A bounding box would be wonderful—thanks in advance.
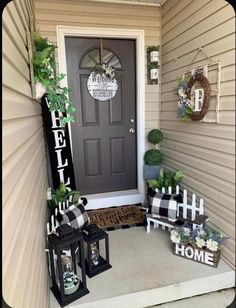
[87,204,147,231]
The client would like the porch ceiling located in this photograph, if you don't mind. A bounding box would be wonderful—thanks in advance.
[88,0,162,6]
[50,227,234,308]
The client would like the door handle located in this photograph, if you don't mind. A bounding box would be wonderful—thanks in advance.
[129,128,135,134]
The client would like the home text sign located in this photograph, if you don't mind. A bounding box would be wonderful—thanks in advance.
[87,72,118,101]
[173,243,220,268]
[41,96,76,191]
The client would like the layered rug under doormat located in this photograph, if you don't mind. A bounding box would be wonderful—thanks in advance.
[87,204,146,231]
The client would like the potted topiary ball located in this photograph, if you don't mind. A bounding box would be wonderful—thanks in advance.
[143,129,163,180]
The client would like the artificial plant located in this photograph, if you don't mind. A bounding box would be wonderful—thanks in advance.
[147,167,184,191]
[32,32,75,126]
[47,182,80,211]
[144,129,163,166]
[147,45,160,52]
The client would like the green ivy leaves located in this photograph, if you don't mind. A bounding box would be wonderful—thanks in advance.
[32,32,75,127]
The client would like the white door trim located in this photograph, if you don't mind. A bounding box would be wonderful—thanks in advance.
[57,26,145,209]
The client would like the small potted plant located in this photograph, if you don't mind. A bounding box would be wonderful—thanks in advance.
[144,129,163,180]
[170,226,227,268]
[47,182,80,215]
[147,167,184,192]
[149,62,159,80]
[147,45,160,63]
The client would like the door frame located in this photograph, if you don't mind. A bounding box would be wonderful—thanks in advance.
[57,26,145,209]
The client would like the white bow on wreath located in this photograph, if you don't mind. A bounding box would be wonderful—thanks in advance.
[91,63,116,80]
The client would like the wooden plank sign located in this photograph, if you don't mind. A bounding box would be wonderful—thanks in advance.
[172,243,221,268]
[41,96,76,191]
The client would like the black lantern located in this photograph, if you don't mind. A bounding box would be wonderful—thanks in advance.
[83,224,112,278]
[48,224,89,307]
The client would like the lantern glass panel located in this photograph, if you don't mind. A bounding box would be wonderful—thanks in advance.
[91,242,99,266]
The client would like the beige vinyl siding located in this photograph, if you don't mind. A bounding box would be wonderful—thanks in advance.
[35,0,161,150]
[2,1,49,307]
[161,0,235,267]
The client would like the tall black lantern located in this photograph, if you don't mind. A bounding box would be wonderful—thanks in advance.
[83,224,112,278]
[48,225,89,307]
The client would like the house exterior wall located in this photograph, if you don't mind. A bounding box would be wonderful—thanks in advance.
[2,1,49,307]
[34,0,161,149]
[161,0,235,267]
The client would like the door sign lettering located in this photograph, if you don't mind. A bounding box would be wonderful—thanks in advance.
[87,72,118,101]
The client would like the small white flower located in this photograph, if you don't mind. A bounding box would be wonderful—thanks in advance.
[171,234,181,244]
[197,230,206,237]
[170,230,181,244]
[178,88,187,98]
[183,228,191,235]
[206,239,218,252]
[195,237,205,248]
[171,229,178,236]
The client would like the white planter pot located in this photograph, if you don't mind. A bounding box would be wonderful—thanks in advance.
[35,82,46,99]
[150,50,159,63]
[150,68,159,80]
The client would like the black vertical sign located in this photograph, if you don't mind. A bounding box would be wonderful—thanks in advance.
[41,95,76,190]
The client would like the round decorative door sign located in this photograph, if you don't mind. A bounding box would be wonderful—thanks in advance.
[87,72,118,101]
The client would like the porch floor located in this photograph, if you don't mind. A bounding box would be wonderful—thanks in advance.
[50,227,234,308]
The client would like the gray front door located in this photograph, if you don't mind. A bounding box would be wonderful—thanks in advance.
[65,37,137,194]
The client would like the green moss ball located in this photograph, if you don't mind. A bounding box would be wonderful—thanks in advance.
[144,149,162,165]
[148,129,163,144]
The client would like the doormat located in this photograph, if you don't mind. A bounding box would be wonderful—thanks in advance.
[87,204,146,231]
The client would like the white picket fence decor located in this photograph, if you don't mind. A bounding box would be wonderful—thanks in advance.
[46,195,75,277]
[46,196,73,236]
[146,185,206,233]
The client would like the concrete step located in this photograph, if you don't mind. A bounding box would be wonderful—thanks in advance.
[50,227,235,308]
[150,288,235,308]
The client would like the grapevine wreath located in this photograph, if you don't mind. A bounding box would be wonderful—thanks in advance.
[186,72,211,121]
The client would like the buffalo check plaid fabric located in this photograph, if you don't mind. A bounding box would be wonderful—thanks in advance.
[149,193,178,222]
[56,203,89,230]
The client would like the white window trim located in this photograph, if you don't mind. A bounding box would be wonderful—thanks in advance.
[57,26,145,209]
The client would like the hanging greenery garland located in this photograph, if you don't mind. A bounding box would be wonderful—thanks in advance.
[32,32,75,127]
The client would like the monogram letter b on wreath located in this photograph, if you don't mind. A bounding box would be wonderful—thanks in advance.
[177,68,211,121]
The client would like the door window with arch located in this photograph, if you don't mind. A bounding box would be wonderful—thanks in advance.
[81,47,122,101]
[80,47,122,69]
